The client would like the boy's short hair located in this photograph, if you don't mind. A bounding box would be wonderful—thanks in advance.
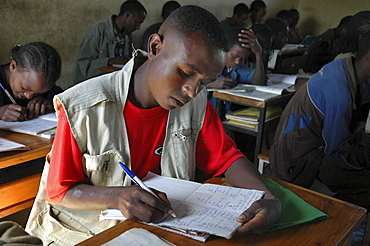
[160,5,229,52]
[233,3,250,16]
[251,0,266,12]
[225,26,248,50]
[119,0,147,16]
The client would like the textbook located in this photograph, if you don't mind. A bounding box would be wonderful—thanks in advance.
[100,172,265,242]
[0,113,57,139]
[0,137,30,152]
[216,74,297,101]
[225,106,283,131]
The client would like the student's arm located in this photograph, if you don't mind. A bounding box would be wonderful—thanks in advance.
[239,29,265,85]
[47,107,173,222]
[225,158,282,235]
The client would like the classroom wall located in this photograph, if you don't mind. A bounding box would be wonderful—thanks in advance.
[0,0,368,90]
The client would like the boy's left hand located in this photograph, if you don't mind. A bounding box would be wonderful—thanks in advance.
[235,197,281,235]
[238,29,262,56]
[27,97,53,119]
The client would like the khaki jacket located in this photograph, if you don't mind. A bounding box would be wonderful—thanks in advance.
[26,57,207,245]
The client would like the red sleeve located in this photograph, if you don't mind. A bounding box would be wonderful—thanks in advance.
[46,107,84,204]
[196,102,245,178]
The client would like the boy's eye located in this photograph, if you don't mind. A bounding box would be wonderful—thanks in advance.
[180,69,191,77]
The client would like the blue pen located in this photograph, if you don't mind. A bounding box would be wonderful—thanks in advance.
[0,82,17,105]
[118,162,176,218]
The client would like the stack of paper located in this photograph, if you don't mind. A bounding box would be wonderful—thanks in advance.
[225,106,283,131]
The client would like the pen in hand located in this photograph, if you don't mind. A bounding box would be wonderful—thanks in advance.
[118,162,177,218]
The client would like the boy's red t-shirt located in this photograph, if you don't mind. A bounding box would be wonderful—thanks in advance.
[47,100,245,204]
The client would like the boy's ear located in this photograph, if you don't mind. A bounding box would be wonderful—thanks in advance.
[9,60,17,72]
[148,33,163,59]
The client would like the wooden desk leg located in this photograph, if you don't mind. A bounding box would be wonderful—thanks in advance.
[254,107,266,165]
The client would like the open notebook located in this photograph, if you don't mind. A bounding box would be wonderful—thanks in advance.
[100,172,264,241]
[0,113,57,139]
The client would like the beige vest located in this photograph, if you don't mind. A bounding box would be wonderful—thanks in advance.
[26,57,207,246]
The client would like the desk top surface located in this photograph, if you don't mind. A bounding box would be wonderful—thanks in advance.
[77,177,366,246]
[0,129,53,169]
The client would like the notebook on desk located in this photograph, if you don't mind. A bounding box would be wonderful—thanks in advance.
[0,113,57,139]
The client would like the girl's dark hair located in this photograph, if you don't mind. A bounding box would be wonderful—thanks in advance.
[225,26,249,50]
[10,42,61,87]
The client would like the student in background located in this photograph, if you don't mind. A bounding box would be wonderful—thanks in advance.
[276,9,293,28]
[141,1,181,52]
[250,0,267,25]
[74,0,147,84]
[26,6,281,245]
[288,9,303,44]
[207,26,265,112]
[220,3,251,31]
[247,23,274,71]
[0,42,62,122]
[301,15,352,73]
[270,11,370,211]
[264,17,289,50]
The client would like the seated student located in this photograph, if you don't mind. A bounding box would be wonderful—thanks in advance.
[301,15,352,73]
[276,9,293,28]
[264,17,289,50]
[26,6,281,245]
[269,11,370,210]
[0,42,62,122]
[288,9,303,44]
[247,23,274,70]
[220,3,251,31]
[74,1,147,84]
[207,26,265,112]
[250,0,267,25]
[140,1,181,52]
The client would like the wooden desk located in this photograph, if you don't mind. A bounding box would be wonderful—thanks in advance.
[213,91,294,165]
[98,66,122,73]
[77,177,366,246]
[0,130,53,218]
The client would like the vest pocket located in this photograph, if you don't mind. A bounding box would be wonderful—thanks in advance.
[83,151,120,186]
[37,204,93,245]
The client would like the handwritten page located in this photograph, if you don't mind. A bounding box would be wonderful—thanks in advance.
[157,183,264,238]
[0,137,30,152]
[0,113,57,135]
[100,172,264,240]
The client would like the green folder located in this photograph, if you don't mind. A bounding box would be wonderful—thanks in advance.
[265,178,328,231]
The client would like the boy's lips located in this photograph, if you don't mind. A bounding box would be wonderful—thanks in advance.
[171,96,189,107]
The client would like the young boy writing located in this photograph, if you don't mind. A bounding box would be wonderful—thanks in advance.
[26,6,281,245]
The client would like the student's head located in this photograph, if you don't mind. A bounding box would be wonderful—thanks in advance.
[161,1,181,20]
[119,0,147,32]
[231,3,251,27]
[251,23,274,60]
[8,42,61,100]
[289,9,300,28]
[224,26,250,68]
[276,10,293,27]
[352,11,370,60]
[146,5,228,110]
[250,0,267,24]
[265,17,289,49]
[336,15,353,38]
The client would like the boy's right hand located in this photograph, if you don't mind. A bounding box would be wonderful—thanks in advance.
[206,76,236,89]
[0,104,27,122]
[117,186,174,222]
